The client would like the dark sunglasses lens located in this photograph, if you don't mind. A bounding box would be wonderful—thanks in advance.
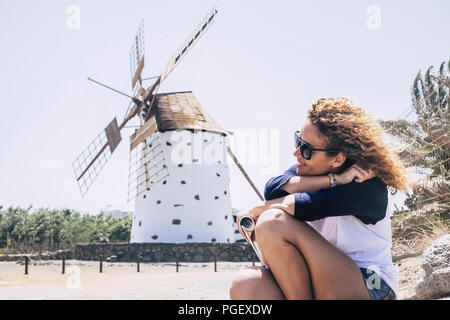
[302,147,312,160]
[295,133,312,160]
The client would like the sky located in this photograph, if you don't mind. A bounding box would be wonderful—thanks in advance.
[0,0,449,215]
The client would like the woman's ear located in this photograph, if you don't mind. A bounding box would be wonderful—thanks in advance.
[331,152,346,168]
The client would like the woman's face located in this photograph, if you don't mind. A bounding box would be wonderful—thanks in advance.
[293,119,345,176]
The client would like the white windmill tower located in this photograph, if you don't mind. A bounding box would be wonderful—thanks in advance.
[72,6,264,243]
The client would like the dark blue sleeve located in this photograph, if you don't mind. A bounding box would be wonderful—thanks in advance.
[293,177,388,225]
[264,164,298,201]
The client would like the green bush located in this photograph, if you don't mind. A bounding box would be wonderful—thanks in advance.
[0,206,132,247]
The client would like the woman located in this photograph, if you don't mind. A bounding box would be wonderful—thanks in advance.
[230,97,410,300]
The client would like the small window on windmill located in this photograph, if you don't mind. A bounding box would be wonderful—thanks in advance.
[128,116,169,202]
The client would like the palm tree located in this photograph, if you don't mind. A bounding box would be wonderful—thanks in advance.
[379,60,449,244]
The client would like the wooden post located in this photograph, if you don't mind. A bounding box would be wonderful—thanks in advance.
[176,255,179,273]
[137,255,140,273]
[100,258,103,273]
[214,255,217,272]
[62,255,66,274]
[24,256,29,275]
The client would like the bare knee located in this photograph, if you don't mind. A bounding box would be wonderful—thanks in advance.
[229,266,281,300]
[255,209,287,241]
[229,267,263,300]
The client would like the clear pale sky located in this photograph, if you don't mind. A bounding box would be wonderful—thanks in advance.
[0,0,449,215]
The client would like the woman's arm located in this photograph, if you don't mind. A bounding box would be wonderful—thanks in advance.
[250,164,378,219]
[248,176,388,225]
[264,165,337,200]
[267,164,375,196]
[280,175,339,194]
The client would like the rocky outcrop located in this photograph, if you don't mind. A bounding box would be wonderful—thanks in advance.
[414,234,450,299]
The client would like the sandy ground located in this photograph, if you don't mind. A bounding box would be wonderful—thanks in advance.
[0,257,430,300]
[0,260,255,300]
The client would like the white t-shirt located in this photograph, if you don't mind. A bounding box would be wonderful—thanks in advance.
[306,206,398,297]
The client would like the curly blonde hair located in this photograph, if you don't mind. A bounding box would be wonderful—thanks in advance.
[307,97,411,195]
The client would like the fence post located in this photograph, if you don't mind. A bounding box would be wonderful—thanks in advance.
[100,257,103,273]
[62,254,65,274]
[137,255,140,273]
[50,232,53,251]
[176,255,179,273]
[24,256,29,275]
[214,255,217,272]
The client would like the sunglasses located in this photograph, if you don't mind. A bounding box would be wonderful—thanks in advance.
[294,131,339,160]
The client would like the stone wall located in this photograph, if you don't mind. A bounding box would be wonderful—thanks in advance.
[0,250,73,262]
[74,242,257,263]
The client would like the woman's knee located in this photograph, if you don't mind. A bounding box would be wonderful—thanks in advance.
[229,266,273,300]
[255,209,287,239]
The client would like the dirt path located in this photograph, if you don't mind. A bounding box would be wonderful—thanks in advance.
[0,258,428,300]
[0,260,254,300]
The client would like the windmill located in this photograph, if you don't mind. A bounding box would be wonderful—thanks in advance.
[72,6,263,243]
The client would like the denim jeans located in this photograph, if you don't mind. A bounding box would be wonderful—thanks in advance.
[359,267,396,300]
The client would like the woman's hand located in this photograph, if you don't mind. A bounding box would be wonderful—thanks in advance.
[335,164,376,185]
[236,195,295,242]
[236,202,273,242]
[236,209,258,242]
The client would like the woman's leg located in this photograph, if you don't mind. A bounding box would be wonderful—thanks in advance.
[254,228,314,300]
[229,216,313,300]
[229,266,285,300]
[255,209,371,300]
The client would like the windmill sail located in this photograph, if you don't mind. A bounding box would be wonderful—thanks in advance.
[160,6,218,82]
[73,118,122,196]
[129,20,145,90]
[128,116,168,201]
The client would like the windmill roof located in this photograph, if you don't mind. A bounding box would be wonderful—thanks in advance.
[149,91,228,135]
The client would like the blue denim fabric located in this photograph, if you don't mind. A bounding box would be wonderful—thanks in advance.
[359,267,396,300]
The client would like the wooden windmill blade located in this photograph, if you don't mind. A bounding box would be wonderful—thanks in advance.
[160,6,218,83]
[127,115,169,201]
[137,6,218,120]
[73,94,145,197]
[72,118,123,196]
[226,145,264,202]
[129,19,145,90]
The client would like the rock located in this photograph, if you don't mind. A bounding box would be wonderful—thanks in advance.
[106,255,118,262]
[193,254,204,262]
[414,234,450,299]
[154,252,163,261]
[219,251,230,260]
[40,252,52,260]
